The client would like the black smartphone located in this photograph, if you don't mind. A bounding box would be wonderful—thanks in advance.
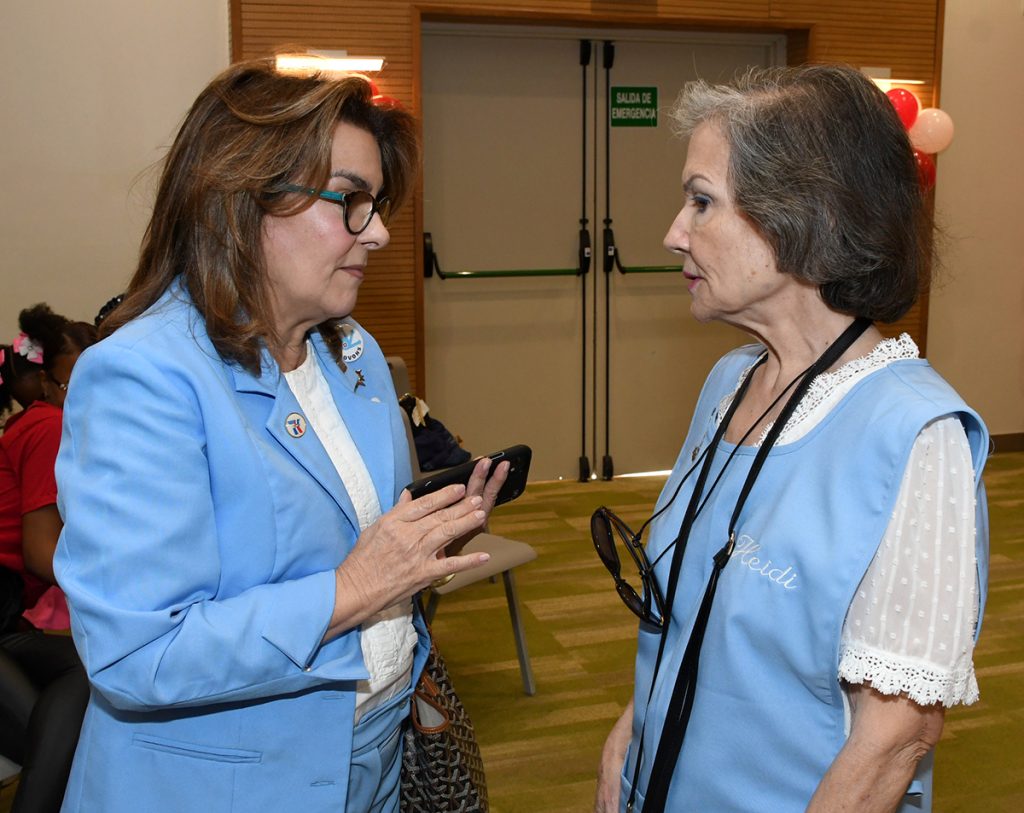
[405,445,532,507]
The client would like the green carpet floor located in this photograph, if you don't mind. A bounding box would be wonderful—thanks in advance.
[3,452,1020,811]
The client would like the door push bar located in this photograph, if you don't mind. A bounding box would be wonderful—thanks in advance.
[601,227,681,275]
[423,232,588,279]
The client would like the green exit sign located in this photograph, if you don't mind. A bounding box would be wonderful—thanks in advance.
[610,86,658,128]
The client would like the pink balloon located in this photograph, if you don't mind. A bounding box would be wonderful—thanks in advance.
[886,88,920,129]
[909,108,954,154]
[914,150,936,191]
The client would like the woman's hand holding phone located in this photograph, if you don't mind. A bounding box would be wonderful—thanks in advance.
[445,455,510,555]
[396,444,530,582]
[326,481,492,641]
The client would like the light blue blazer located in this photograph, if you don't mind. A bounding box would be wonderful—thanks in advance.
[53,285,427,812]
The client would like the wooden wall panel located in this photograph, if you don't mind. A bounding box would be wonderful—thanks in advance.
[234,0,944,391]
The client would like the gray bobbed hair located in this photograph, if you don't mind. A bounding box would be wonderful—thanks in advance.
[669,64,931,323]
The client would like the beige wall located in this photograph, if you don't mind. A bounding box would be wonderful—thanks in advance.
[0,0,230,338]
[929,0,1024,437]
[2,1,1020,440]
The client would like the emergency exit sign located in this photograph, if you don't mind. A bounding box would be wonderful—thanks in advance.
[610,86,658,127]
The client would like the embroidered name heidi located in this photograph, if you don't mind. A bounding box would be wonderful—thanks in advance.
[733,536,798,590]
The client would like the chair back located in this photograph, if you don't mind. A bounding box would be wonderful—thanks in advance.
[384,360,537,695]
[385,356,422,479]
[386,356,412,403]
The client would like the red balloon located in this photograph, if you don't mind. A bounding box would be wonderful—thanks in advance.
[914,149,936,190]
[371,94,403,109]
[886,88,920,130]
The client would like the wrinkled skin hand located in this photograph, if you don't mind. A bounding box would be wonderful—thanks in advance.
[446,456,510,555]
[596,701,633,813]
[326,457,509,639]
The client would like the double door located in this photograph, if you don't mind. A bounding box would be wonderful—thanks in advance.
[421,23,785,480]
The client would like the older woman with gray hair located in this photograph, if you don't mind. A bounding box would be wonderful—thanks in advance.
[593,64,989,813]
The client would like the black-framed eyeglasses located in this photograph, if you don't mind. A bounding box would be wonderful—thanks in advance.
[278,183,391,235]
[591,506,666,628]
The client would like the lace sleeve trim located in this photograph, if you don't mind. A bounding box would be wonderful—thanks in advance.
[838,641,979,708]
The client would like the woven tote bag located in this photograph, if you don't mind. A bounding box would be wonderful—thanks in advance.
[400,637,488,812]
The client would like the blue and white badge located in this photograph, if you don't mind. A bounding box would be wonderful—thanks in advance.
[284,412,307,438]
[341,324,364,364]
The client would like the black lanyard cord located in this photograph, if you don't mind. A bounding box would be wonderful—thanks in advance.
[632,317,871,812]
[625,355,762,812]
[646,353,811,572]
[625,355,760,813]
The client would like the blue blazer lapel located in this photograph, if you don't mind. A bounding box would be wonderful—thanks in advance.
[230,352,361,537]
[311,337,396,513]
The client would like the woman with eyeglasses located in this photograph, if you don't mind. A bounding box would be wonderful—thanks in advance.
[52,59,506,813]
[594,65,989,813]
[1,303,94,812]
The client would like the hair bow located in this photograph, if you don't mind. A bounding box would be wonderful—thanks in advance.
[12,332,44,364]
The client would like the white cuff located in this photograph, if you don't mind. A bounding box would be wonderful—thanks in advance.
[839,641,979,708]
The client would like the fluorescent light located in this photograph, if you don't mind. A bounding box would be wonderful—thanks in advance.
[276,52,384,75]
[870,78,924,92]
[616,470,673,479]
[860,66,923,92]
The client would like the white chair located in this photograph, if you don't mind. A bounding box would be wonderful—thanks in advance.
[385,357,537,695]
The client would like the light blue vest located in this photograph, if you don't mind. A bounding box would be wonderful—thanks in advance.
[622,346,990,812]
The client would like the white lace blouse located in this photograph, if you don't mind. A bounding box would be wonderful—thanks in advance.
[284,344,418,723]
[718,335,980,708]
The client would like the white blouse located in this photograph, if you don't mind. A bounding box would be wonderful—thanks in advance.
[284,344,418,723]
[718,335,980,708]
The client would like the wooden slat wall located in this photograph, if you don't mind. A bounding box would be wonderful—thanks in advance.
[233,0,944,392]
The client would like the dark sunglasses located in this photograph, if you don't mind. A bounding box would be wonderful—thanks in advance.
[590,506,666,628]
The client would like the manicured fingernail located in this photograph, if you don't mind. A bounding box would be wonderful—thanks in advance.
[479,553,491,563]
[475,510,486,520]
[471,495,483,507]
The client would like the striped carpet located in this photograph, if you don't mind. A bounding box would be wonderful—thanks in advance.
[3,452,1019,811]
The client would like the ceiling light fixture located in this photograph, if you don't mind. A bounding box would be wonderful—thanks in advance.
[860,66,924,93]
[276,50,384,75]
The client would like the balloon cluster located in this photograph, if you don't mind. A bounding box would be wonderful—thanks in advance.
[885,88,954,191]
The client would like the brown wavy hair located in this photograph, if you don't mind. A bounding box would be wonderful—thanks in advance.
[102,57,418,372]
